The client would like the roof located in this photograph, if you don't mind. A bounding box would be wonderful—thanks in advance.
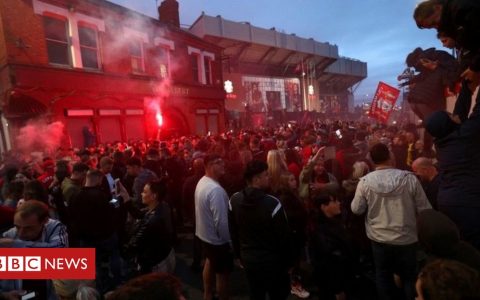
[189,14,367,90]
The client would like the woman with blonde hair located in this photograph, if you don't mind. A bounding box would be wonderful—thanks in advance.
[267,149,288,193]
[342,160,371,262]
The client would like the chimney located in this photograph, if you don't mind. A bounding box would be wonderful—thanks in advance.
[158,0,180,28]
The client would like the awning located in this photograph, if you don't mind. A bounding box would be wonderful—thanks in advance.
[3,90,47,119]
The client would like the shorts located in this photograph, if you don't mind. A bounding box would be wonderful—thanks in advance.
[201,241,234,274]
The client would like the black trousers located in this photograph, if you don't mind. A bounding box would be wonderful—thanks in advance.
[244,265,290,300]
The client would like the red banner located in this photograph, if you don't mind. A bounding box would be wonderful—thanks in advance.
[369,82,400,123]
[0,248,95,279]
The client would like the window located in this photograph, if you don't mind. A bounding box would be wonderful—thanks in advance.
[204,57,212,85]
[154,37,174,79]
[129,39,145,73]
[192,54,200,83]
[35,0,105,69]
[188,47,215,85]
[78,25,99,69]
[195,108,219,135]
[156,47,169,79]
[44,16,70,66]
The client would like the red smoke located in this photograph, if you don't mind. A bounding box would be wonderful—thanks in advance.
[16,120,64,156]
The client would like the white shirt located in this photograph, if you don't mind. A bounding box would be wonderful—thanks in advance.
[351,168,431,245]
[195,175,231,245]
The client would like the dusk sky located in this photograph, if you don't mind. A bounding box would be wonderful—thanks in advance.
[110,0,444,104]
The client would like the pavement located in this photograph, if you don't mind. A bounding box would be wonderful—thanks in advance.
[172,224,377,300]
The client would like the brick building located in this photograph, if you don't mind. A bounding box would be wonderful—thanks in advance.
[0,0,225,151]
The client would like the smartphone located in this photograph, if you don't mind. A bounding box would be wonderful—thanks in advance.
[109,198,120,208]
[21,291,36,300]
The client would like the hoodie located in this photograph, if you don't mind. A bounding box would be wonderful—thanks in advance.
[351,168,431,245]
[228,187,292,269]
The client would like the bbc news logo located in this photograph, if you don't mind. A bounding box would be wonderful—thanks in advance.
[0,248,95,279]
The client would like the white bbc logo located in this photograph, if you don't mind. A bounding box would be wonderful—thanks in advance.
[0,256,41,272]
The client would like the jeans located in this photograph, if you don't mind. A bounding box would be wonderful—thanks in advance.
[371,241,417,300]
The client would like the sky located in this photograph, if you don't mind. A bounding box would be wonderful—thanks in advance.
[110,0,444,104]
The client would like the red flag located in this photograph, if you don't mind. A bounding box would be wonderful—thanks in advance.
[369,82,400,124]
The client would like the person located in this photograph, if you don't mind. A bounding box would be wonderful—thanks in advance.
[249,82,266,113]
[182,157,205,271]
[412,157,440,209]
[105,272,185,300]
[416,259,480,300]
[424,82,480,250]
[400,47,459,122]
[37,159,55,190]
[413,0,480,91]
[266,149,288,193]
[99,156,116,196]
[82,126,96,148]
[120,179,175,274]
[275,171,309,299]
[52,279,99,300]
[194,154,232,300]
[68,169,120,292]
[299,146,339,206]
[61,162,89,205]
[341,161,371,258]
[309,194,357,300]
[229,160,292,300]
[126,157,158,205]
[351,143,431,300]
[417,209,480,273]
[1,200,68,300]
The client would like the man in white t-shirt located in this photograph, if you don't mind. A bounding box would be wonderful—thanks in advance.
[195,154,232,300]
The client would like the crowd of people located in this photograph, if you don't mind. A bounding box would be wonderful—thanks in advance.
[1,0,480,299]
[0,114,478,300]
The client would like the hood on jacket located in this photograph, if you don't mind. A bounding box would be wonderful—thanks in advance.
[417,209,460,257]
[242,187,267,205]
[363,169,411,195]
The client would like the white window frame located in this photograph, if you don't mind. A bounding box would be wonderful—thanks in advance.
[33,0,105,69]
[154,37,174,79]
[188,46,215,85]
[78,23,101,69]
[124,28,149,74]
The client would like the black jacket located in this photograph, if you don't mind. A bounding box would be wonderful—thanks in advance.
[229,187,292,270]
[417,209,480,273]
[68,186,115,242]
[433,84,480,207]
[124,201,174,272]
[309,214,357,286]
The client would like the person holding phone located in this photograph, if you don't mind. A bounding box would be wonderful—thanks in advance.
[68,169,120,292]
[119,178,175,274]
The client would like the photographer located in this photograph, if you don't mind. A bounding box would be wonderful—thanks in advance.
[400,47,459,122]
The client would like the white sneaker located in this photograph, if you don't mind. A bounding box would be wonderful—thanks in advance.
[291,285,310,298]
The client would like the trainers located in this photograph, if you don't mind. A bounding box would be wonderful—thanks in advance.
[291,285,310,298]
